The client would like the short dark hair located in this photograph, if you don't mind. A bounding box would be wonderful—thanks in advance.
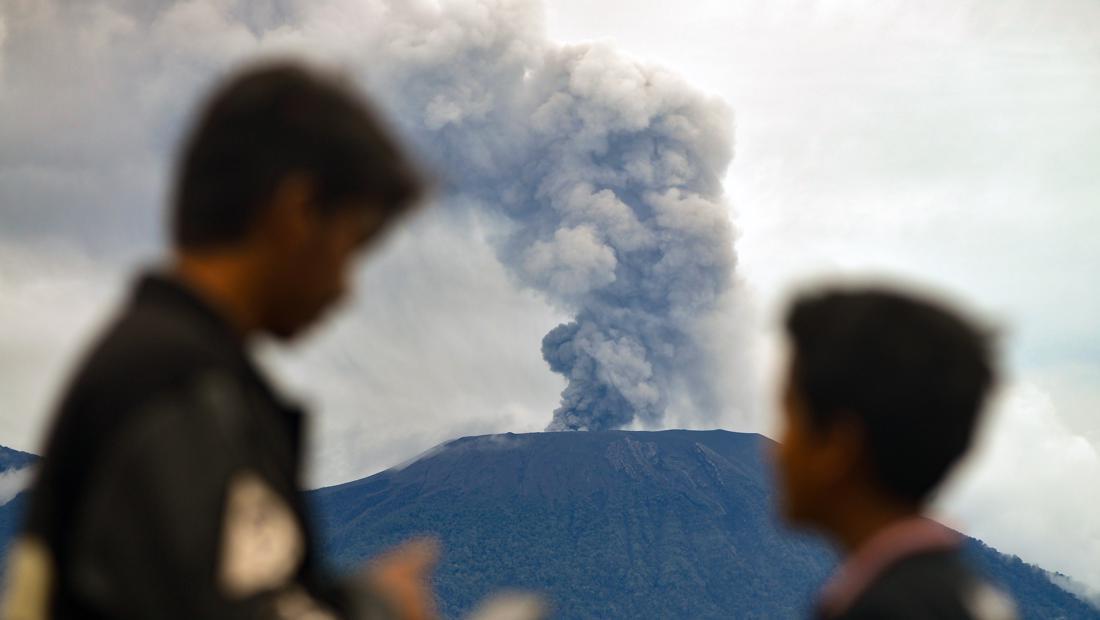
[172,62,424,249]
[784,286,996,504]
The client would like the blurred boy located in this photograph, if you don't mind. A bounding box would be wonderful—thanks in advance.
[775,286,1017,619]
[4,63,434,619]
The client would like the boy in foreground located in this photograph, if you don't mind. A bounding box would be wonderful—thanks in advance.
[4,63,434,619]
[775,286,1018,619]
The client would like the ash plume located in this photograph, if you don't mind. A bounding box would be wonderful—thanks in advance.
[360,3,741,431]
[0,0,744,432]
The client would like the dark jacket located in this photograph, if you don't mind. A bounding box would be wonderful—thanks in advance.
[828,549,1017,620]
[23,273,389,619]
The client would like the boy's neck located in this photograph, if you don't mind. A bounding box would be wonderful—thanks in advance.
[826,491,922,555]
[171,252,265,338]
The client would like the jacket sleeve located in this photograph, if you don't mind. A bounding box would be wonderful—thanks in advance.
[66,372,276,619]
[66,370,402,620]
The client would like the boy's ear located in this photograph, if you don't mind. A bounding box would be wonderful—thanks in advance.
[818,412,867,482]
[255,174,317,249]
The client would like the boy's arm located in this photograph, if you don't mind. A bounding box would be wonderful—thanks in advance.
[1,536,53,620]
[66,384,277,619]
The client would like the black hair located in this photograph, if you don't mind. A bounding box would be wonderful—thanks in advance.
[784,286,996,504]
[172,61,424,249]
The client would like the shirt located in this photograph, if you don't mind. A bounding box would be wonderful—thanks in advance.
[816,517,1017,620]
[20,273,391,619]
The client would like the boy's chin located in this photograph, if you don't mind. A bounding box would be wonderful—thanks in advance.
[776,499,819,531]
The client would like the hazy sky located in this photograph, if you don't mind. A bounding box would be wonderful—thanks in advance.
[545,0,1100,596]
[0,0,1097,598]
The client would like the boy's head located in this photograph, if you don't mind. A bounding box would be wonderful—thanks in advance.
[171,62,424,339]
[774,286,996,527]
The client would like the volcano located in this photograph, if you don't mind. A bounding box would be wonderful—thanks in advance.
[309,430,1098,619]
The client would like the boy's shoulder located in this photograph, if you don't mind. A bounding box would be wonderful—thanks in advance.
[56,274,251,431]
[77,278,236,391]
[840,549,1017,620]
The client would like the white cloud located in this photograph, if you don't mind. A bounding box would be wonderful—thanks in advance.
[0,466,34,506]
[936,378,1100,599]
[0,242,125,450]
[545,0,1100,591]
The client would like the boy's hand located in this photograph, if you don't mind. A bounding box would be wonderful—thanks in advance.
[364,538,440,620]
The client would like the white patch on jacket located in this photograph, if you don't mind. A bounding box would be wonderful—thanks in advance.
[218,471,305,599]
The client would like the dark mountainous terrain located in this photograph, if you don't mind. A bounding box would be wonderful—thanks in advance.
[310,430,1098,619]
[0,446,36,559]
[0,445,36,474]
[0,435,1093,618]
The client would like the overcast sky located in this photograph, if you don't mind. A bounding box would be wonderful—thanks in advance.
[545,0,1100,596]
[0,0,1097,599]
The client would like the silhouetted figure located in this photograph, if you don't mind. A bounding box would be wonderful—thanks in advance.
[775,287,1018,620]
[4,63,434,619]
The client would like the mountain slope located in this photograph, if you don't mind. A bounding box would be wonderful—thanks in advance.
[0,444,36,558]
[0,435,1092,617]
[0,493,27,555]
[0,445,36,474]
[310,430,1098,619]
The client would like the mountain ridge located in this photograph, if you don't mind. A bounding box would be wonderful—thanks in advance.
[0,434,1093,618]
[310,430,1098,619]
[0,445,36,474]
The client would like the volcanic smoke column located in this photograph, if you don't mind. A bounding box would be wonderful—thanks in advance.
[512,46,737,431]
[0,0,741,432]
[362,3,739,431]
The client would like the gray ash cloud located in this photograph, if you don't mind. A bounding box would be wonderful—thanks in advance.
[0,0,745,432]
[363,6,740,430]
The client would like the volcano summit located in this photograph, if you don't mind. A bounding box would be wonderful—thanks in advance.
[310,430,1096,619]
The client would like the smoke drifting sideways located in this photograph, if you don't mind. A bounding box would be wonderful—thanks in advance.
[0,0,743,432]
[359,3,740,431]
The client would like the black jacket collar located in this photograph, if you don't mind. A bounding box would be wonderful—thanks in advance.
[131,271,303,424]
